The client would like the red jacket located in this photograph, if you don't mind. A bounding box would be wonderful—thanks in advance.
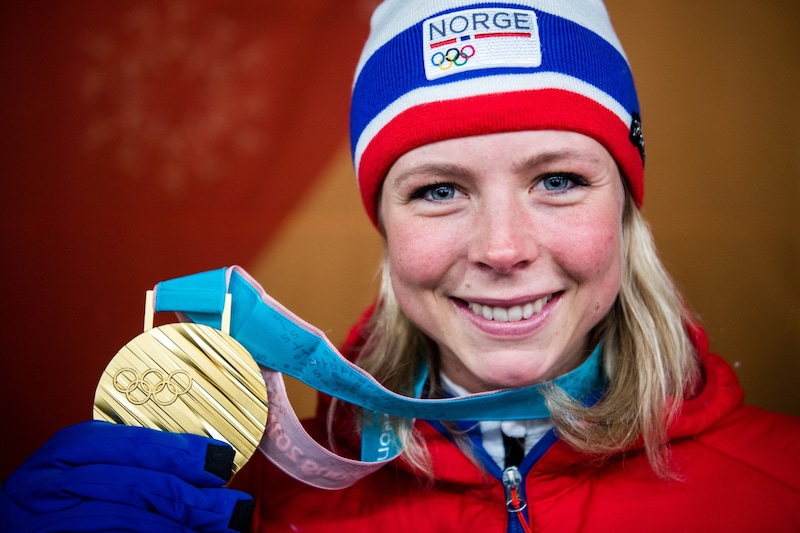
[231,331,800,532]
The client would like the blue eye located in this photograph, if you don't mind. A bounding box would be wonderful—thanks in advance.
[411,183,459,201]
[429,184,456,200]
[542,175,571,191]
[538,173,588,192]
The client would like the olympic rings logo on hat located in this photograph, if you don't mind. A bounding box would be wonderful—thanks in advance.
[431,45,476,70]
[113,368,193,406]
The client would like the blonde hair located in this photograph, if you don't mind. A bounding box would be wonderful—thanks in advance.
[349,194,702,478]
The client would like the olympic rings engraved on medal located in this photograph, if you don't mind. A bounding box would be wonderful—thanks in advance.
[431,45,476,70]
[113,368,193,406]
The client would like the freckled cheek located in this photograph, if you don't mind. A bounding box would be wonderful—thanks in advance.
[553,220,623,288]
[385,226,461,288]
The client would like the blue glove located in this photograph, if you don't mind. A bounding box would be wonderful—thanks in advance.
[0,421,255,532]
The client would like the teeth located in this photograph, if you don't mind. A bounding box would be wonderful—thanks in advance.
[468,295,552,323]
[522,302,535,319]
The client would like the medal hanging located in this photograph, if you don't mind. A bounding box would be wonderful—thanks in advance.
[93,291,268,473]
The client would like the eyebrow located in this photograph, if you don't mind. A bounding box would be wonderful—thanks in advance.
[391,162,474,185]
[511,149,603,174]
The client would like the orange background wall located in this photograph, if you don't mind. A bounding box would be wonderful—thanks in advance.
[1,0,797,480]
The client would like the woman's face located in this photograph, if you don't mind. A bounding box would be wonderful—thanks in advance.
[380,130,625,393]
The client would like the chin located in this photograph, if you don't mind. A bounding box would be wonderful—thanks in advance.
[471,363,552,391]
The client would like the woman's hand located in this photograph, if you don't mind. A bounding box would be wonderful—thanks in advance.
[0,421,254,532]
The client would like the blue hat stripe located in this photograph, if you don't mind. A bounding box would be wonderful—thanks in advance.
[350,25,426,154]
[350,9,639,155]
[539,13,639,111]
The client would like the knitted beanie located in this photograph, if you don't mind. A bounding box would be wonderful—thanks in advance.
[350,0,645,225]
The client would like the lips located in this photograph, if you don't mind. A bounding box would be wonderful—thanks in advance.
[464,294,556,323]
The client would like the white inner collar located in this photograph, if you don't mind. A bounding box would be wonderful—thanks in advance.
[440,372,554,468]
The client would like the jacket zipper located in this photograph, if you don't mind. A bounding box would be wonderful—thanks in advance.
[502,466,532,533]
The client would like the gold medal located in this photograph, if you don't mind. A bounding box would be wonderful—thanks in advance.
[93,292,268,473]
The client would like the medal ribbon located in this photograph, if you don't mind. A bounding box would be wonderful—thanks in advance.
[154,266,605,488]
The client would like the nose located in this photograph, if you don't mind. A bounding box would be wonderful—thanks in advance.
[469,195,538,274]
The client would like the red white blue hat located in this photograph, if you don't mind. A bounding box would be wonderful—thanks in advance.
[350,0,646,225]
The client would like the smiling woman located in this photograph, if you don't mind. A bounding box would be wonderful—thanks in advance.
[379,131,626,393]
[235,0,797,530]
[2,0,799,532]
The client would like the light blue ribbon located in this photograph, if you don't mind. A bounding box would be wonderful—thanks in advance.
[155,267,605,462]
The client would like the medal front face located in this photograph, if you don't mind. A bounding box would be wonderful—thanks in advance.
[93,322,268,472]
